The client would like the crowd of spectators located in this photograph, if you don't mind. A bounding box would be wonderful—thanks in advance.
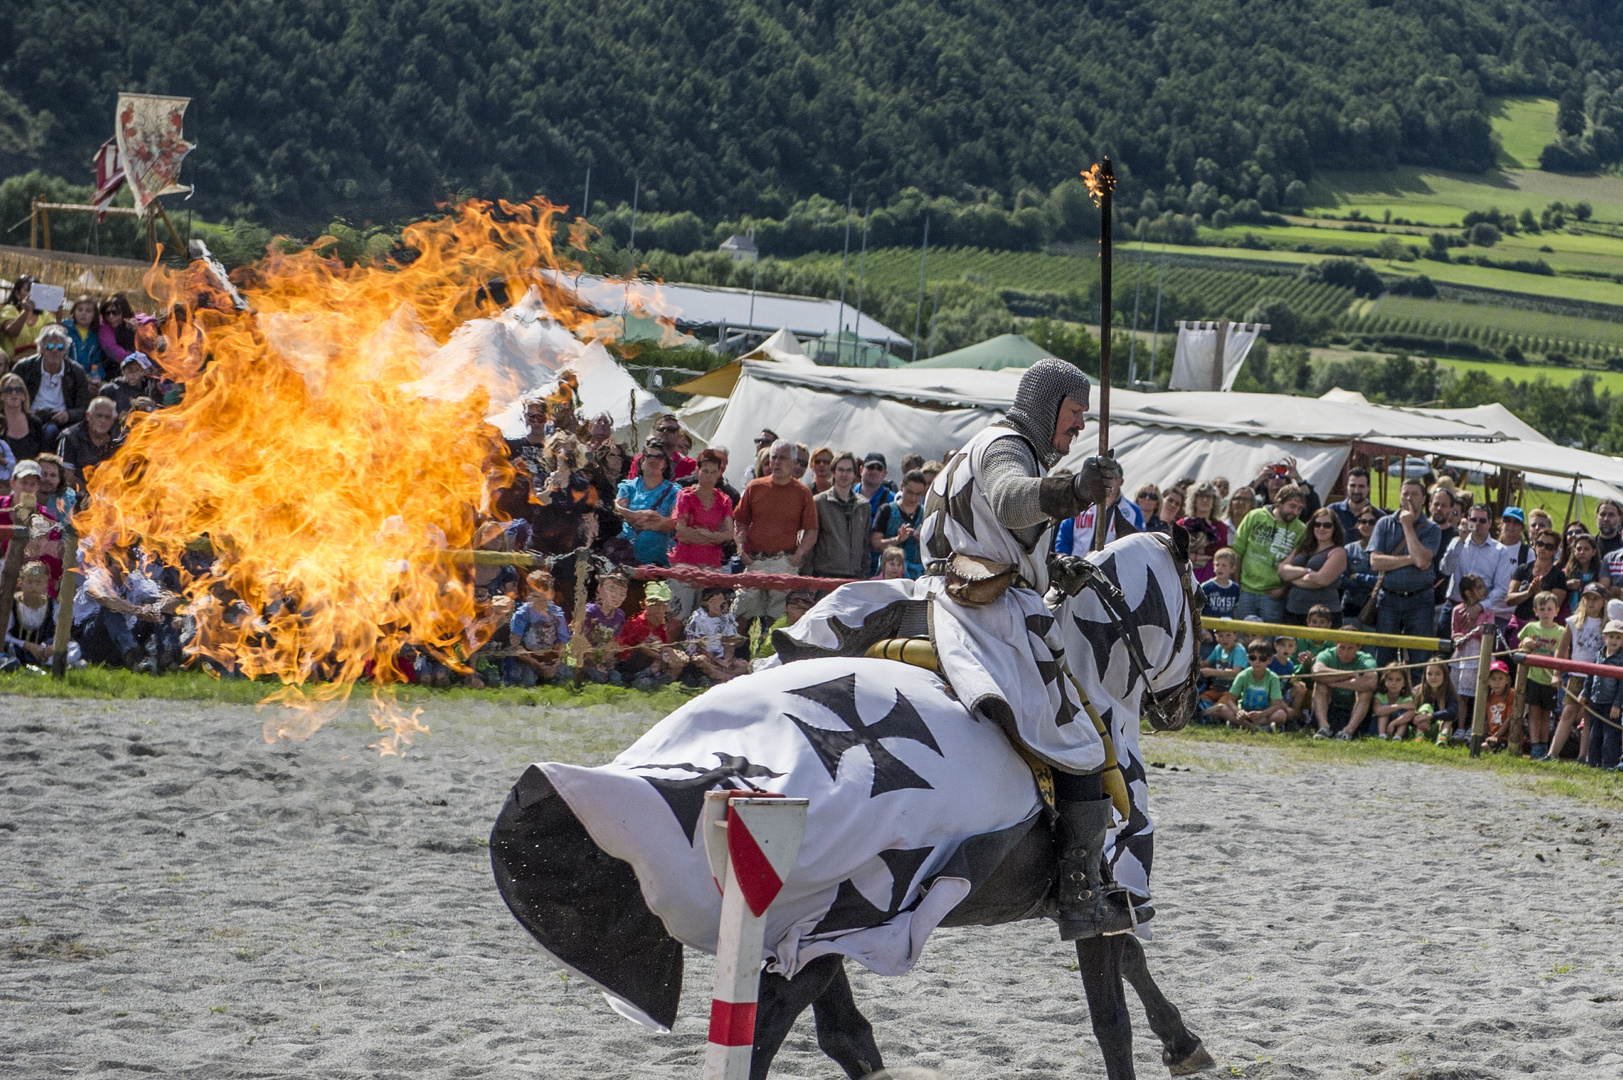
[2,278,1621,767]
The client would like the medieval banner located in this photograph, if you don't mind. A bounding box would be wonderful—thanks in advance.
[115,93,194,214]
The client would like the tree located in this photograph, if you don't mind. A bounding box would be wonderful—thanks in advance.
[1301,258,1384,299]
[1467,222,1501,247]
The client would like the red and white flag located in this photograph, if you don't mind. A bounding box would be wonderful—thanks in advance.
[91,139,125,222]
[115,92,194,214]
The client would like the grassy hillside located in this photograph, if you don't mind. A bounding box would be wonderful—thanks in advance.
[1489,96,1561,169]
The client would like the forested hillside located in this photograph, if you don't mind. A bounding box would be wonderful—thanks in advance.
[2,0,1618,235]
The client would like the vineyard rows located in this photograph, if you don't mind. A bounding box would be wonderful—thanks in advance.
[1350,296,1623,359]
[1148,267,1354,320]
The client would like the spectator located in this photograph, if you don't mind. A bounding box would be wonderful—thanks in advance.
[732,439,818,628]
[1547,583,1607,761]
[0,373,42,466]
[1428,481,1462,535]
[871,469,926,578]
[1341,507,1381,626]
[1224,484,1256,532]
[1327,466,1381,538]
[1414,661,1458,744]
[753,587,816,661]
[1505,529,1567,635]
[1595,500,1623,559]
[807,451,870,580]
[1251,457,1320,515]
[1497,507,1531,568]
[507,397,551,487]
[616,581,689,688]
[900,452,925,475]
[807,446,834,494]
[0,460,53,552]
[97,295,137,369]
[669,448,734,618]
[1565,533,1605,598]
[1267,634,1307,724]
[1212,475,1231,501]
[1518,590,1564,758]
[1449,573,1492,709]
[1372,665,1416,739]
[14,325,92,441]
[856,453,894,572]
[1278,508,1346,626]
[616,446,677,566]
[1230,482,1307,622]
[631,415,695,480]
[686,587,748,683]
[1209,641,1290,730]
[57,396,121,489]
[1201,547,1240,619]
[751,429,778,476]
[1367,479,1440,666]
[792,442,810,485]
[61,295,105,382]
[74,550,182,672]
[1583,620,1623,769]
[1157,487,1184,532]
[6,559,77,668]
[1310,639,1377,740]
[1480,661,1518,750]
[583,412,615,455]
[1,277,54,360]
[1439,501,1508,630]
[1134,483,1163,531]
[920,459,944,487]
[105,353,158,416]
[1057,474,1143,553]
[1197,628,1246,721]
[506,570,571,686]
[531,433,604,554]
[34,453,75,522]
[1179,481,1229,582]
[576,572,630,684]
[876,545,907,579]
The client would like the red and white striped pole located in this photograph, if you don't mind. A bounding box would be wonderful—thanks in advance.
[700,790,808,1080]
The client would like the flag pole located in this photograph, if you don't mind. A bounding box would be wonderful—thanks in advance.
[1084,158,1115,552]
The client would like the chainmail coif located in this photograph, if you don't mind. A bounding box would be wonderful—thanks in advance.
[997,358,1092,468]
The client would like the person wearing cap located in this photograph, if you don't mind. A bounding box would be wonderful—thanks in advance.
[106,351,158,415]
[0,460,56,559]
[1497,507,1530,576]
[615,581,689,688]
[1480,659,1517,749]
[1439,498,1507,630]
[856,452,894,573]
[776,358,1128,941]
[1583,620,1623,768]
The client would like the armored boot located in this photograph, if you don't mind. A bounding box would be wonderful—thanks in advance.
[1052,796,1134,941]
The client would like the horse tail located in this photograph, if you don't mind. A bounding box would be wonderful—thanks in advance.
[490,765,685,1030]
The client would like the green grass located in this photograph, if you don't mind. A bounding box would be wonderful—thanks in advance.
[1427,355,1623,393]
[1350,294,1623,361]
[790,245,1099,294]
[0,666,693,714]
[1308,166,1623,229]
[1155,722,1623,809]
[1489,96,1559,169]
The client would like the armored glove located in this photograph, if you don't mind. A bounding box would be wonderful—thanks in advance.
[1070,451,1123,508]
[1048,553,1095,597]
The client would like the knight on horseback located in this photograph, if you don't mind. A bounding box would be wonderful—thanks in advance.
[776,358,1132,941]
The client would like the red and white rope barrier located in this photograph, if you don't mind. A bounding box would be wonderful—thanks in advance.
[699,790,808,1080]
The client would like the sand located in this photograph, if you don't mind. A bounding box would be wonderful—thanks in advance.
[2,696,1620,1079]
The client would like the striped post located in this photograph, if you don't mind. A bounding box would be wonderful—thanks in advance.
[701,791,808,1080]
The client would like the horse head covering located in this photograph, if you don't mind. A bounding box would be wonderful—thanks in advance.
[1000,358,1092,468]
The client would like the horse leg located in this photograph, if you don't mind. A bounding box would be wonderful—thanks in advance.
[749,953,843,1080]
[810,959,885,1079]
[1076,935,1135,1080]
[1119,934,1216,1076]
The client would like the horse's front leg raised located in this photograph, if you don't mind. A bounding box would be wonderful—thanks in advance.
[1076,934,1135,1080]
[1119,934,1215,1076]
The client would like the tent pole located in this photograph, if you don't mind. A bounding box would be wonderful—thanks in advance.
[911,216,930,362]
[836,191,852,365]
[1127,232,1146,385]
[1563,475,1580,533]
[853,198,870,363]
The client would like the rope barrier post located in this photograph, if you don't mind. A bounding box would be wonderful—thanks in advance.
[50,524,78,679]
[1505,660,1529,756]
[701,790,808,1080]
[1469,625,1495,758]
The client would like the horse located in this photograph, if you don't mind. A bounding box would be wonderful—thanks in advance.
[490,530,1215,1079]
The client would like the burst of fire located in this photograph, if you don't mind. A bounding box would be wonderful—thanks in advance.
[76,199,597,751]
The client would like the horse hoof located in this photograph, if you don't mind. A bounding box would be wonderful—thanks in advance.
[1164,1041,1216,1076]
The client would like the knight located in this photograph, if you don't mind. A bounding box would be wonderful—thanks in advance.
[777,358,1131,939]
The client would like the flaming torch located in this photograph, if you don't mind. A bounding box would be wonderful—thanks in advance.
[75,199,600,751]
[1081,159,1115,551]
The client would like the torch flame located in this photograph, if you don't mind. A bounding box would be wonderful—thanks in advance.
[1081,160,1115,206]
[76,199,597,752]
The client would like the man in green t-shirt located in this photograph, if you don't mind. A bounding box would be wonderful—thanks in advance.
[1229,484,1308,623]
[1311,639,1377,740]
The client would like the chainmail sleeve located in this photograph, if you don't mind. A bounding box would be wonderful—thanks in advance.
[982,433,1088,548]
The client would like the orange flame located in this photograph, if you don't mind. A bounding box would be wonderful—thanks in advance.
[1081,160,1115,206]
[77,198,593,752]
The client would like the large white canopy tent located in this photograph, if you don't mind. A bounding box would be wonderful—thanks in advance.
[682,360,1623,512]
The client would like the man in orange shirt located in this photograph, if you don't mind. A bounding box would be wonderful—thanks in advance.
[733,439,819,628]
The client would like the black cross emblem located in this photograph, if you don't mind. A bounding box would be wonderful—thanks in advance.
[785,674,943,797]
[631,753,785,842]
[810,846,935,936]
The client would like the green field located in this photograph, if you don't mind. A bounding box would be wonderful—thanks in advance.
[1428,355,1623,393]
[1305,166,1623,228]
[790,246,1098,294]
[1489,96,1560,169]
[1349,293,1623,360]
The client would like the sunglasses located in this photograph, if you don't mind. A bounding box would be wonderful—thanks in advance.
[754,436,773,445]
[1536,541,1558,550]
[1470,517,1490,524]
[657,426,679,434]
[1358,517,1379,525]
[42,344,66,351]
[1313,521,1334,529]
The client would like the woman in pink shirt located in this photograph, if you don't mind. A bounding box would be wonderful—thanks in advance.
[669,449,734,616]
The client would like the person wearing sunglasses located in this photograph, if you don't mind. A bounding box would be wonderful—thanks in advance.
[631,413,695,481]
[11,324,93,443]
[1341,510,1382,627]
[1438,504,1509,635]
[1278,509,1347,626]
[1505,529,1569,637]
[0,372,47,466]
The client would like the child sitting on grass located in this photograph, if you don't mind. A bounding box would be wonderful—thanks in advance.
[686,587,749,684]
[1373,664,1416,740]
[506,569,571,686]
[1197,628,1246,722]
[576,571,630,685]
[615,580,690,689]
[1209,641,1291,731]
[1517,591,1564,759]
[1413,661,1458,743]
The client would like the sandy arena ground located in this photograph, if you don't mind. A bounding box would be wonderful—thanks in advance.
[2,695,1621,1079]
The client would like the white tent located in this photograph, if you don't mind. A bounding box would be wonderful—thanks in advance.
[698,360,1623,504]
[410,287,662,442]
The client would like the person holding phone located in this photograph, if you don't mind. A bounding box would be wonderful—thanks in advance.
[1,277,56,360]
[1250,456,1321,517]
